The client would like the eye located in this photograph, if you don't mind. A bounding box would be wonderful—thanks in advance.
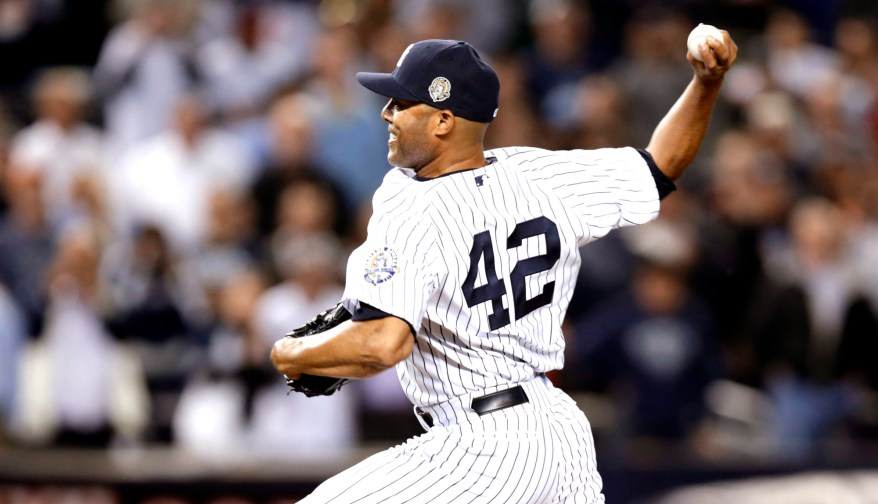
[389,98,416,112]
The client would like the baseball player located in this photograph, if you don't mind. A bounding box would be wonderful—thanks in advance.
[272,31,737,503]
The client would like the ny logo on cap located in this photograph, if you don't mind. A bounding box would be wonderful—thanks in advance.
[428,77,451,102]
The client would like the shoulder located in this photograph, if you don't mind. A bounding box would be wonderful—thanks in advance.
[484,146,596,176]
[487,146,641,164]
[500,146,650,181]
[369,173,440,242]
[10,122,54,149]
[372,167,437,206]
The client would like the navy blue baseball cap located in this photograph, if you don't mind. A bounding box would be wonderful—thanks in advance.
[356,39,500,123]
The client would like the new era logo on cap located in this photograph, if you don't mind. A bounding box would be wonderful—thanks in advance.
[357,39,500,123]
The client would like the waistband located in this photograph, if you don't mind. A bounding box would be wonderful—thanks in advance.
[413,374,552,429]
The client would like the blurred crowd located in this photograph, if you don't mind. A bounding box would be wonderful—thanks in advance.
[0,0,877,472]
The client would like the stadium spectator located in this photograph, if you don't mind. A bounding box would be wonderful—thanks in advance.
[175,266,357,457]
[0,170,55,334]
[745,197,872,459]
[303,26,390,212]
[189,187,262,314]
[110,93,255,254]
[15,221,149,446]
[93,0,207,160]
[8,67,107,229]
[254,232,344,351]
[249,92,345,240]
[523,0,597,128]
[197,1,318,124]
[102,224,209,443]
[571,221,723,444]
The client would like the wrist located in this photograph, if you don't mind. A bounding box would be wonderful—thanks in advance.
[694,72,724,86]
[691,75,724,101]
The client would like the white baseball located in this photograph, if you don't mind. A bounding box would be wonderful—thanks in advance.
[687,23,725,62]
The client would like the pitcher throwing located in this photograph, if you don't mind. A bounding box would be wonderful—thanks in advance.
[272,31,737,503]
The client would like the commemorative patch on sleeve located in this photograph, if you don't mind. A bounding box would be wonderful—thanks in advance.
[364,247,399,285]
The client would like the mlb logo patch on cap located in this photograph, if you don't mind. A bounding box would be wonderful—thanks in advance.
[428,77,451,102]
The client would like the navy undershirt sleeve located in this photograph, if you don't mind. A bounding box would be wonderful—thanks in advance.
[351,301,416,338]
[636,148,677,200]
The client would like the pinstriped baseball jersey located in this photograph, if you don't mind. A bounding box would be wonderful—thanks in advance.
[342,146,660,409]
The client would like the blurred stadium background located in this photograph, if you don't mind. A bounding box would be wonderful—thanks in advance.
[0,0,877,502]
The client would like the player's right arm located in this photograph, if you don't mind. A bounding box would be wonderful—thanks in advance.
[646,29,738,180]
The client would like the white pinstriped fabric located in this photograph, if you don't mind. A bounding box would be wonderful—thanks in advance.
[312,146,660,503]
[302,376,602,503]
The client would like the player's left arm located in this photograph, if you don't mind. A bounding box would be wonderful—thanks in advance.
[646,29,738,181]
[271,316,414,380]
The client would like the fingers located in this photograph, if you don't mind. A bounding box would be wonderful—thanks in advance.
[686,50,704,70]
[698,30,737,73]
[721,30,733,59]
[706,31,737,66]
[700,37,722,67]
[725,32,739,66]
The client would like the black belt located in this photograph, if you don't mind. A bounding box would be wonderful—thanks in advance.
[415,385,530,428]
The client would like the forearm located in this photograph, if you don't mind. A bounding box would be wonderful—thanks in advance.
[646,76,723,181]
[271,318,413,379]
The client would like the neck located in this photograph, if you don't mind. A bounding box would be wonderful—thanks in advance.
[416,146,487,179]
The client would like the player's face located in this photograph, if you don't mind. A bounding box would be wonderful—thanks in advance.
[381,98,438,170]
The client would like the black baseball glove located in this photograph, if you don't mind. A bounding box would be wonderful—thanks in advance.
[283,302,352,397]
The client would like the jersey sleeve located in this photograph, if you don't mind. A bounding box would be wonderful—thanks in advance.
[514,146,662,245]
[341,188,440,332]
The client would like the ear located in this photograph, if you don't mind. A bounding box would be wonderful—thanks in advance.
[433,110,455,137]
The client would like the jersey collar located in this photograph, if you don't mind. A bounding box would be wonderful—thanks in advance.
[411,157,498,182]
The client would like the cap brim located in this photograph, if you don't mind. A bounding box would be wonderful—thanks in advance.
[356,72,421,102]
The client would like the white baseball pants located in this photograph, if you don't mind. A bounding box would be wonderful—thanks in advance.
[300,375,605,503]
